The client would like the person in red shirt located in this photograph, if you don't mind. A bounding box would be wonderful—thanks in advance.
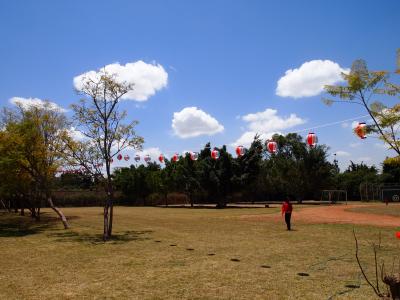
[281,196,293,230]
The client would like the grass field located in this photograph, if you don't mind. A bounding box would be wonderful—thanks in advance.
[1,205,400,299]
[346,204,400,217]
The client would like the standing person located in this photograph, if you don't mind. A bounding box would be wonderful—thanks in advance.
[281,196,293,230]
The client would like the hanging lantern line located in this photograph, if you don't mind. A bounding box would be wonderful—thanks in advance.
[287,114,370,135]
[113,115,371,162]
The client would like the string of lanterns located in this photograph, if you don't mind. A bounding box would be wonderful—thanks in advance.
[59,121,368,173]
[114,122,369,163]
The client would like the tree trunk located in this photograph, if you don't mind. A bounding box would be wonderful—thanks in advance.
[103,203,109,241]
[108,199,113,237]
[189,193,193,208]
[0,199,8,211]
[47,196,69,229]
[36,207,41,221]
[383,276,400,300]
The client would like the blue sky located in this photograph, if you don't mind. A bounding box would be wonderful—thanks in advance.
[0,0,399,171]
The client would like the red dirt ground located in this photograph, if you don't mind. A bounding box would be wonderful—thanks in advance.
[242,204,400,227]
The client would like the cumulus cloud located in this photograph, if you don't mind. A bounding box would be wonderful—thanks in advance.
[242,108,306,132]
[232,131,276,148]
[357,156,372,162]
[349,142,361,148]
[135,147,162,161]
[276,60,349,98]
[74,60,168,101]
[109,147,163,168]
[351,121,359,129]
[68,127,86,141]
[335,150,351,157]
[9,97,67,112]
[231,108,306,147]
[172,107,224,138]
[374,143,388,149]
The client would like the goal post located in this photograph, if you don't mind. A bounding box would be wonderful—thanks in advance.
[321,190,348,205]
[381,189,400,203]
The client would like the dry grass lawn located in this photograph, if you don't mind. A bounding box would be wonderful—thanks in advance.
[346,203,400,218]
[1,205,400,299]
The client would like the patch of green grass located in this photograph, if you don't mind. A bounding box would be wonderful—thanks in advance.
[346,203,400,217]
[1,207,399,299]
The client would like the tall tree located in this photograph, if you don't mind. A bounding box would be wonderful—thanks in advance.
[324,50,400,155]
[1,102,70,227]
[69,71,143,240]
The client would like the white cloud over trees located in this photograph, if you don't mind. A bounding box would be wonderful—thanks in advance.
[73,60,168,101]
[276,60,348,98]
[172,107,224,138]
[231,108,306,147]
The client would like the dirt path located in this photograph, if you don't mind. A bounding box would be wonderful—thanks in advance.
[242,204,400,227]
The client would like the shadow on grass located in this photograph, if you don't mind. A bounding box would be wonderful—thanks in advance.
[48,230,153,245]
[0,212,79,237]
[159,205,268,209]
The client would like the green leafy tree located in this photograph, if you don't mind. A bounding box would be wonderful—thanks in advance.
[336,161,379,200]
[1,102,70,227]
[232,135,263,201]
[258,133,335,200]
[324,50,400,155]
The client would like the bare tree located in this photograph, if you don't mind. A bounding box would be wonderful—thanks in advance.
[353,230,400,299]
[69,71,143,240]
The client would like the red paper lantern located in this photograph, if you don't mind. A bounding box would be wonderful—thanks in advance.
[124,155,130,161]
[266,140,277,154]
[354,122,367,139]
[134,155,140,162]
[306,132,318,148]
[396,231,400,239]
[190,151,199,161]
[211,149,220,160]
[144,154,151,163]
[117,154,122,160]
[172,153,179,162]
[158,154,164,163]
[236,145,246,157]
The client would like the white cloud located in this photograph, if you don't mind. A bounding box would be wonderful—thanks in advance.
[276,60,349,98]
[135,147,162,161]
[68,127,86,141]
[231,108,306,147]
[374,143,388,149]
[335,150,351,157]
[242,108,306,132]
[73,60,168,102]
[349,142,361,148]
[341,122,349,128]
[351,121,359,129]
[110,147,162,167]
[232,131,276,148]
[357,156,372,162]
[9,97,67,112]
[172,107,224,138]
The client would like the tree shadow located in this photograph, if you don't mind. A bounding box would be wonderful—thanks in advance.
[0,213,53,237]
[161,205,267,209]
[48,230,153,245]
[0,212,80,238]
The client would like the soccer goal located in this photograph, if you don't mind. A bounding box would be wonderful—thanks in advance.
[381,189,400,203]
[321,190,348,204]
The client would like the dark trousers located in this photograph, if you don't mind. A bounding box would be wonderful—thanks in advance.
[285,213,292,230]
